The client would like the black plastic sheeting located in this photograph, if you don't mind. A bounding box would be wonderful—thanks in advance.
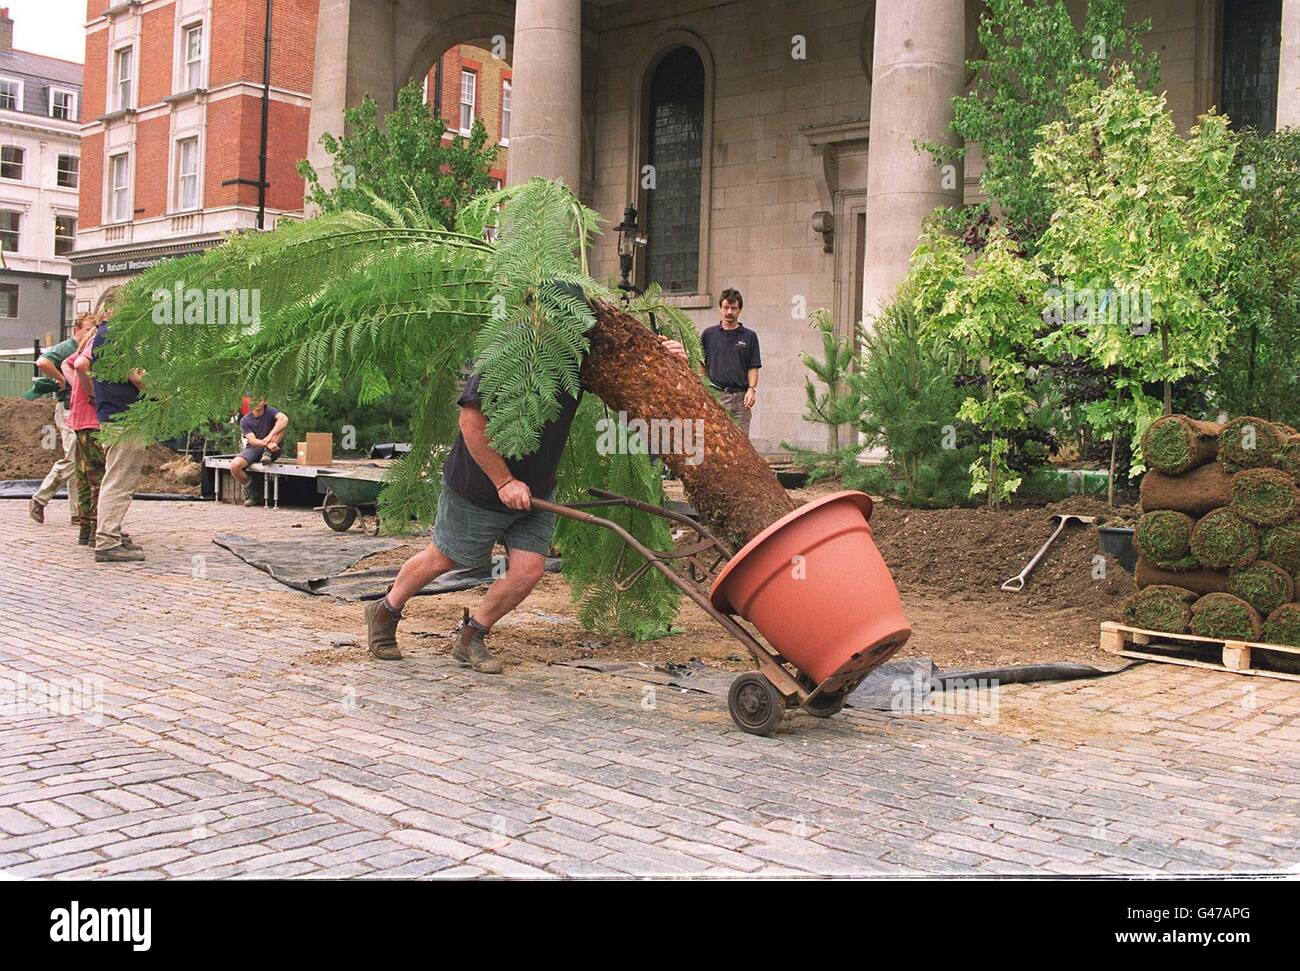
[0,479,202,501]
[211,532,561,601]
[555,655,1135,708]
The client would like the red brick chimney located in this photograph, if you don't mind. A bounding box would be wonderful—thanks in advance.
[0,9,12,53]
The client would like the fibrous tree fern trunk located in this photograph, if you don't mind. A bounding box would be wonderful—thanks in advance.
[583,299,795,550]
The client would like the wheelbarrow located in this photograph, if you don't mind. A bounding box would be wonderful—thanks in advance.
[316,471,384,535]
[531,488,911,737]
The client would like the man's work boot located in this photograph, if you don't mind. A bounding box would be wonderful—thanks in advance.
[243,483,258,507]
[451,609,503,674]
[364,598,403,660]
[29,499,44,524]
[95,545,145,563]
[78,521,93,546]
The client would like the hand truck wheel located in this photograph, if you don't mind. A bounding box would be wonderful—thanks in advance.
[802,690,846,718]
[727,672,784,736]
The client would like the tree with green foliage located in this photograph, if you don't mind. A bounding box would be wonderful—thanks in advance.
[907,225,1048,506]
[930,0,1157,248]
[1210,127,1300,427]
[1033,67,1244,487]
[781,298,977,507]
[93,180,793,640]
[297,81,499,227]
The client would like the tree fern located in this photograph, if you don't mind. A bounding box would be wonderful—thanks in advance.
[97,178,686,637]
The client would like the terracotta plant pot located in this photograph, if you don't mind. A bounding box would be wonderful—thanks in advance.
[710,491,911,685]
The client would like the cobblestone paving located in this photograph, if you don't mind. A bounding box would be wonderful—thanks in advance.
[1,500,1297,877]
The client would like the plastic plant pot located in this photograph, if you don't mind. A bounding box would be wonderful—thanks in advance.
[710,491,911,686]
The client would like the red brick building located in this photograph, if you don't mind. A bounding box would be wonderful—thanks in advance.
[423,44,511,187]
[71,0,319,311]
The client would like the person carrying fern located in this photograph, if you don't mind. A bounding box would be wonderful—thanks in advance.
[366,337,689,673]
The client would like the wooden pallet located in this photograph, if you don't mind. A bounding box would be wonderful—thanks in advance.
[1100,621,1300,683]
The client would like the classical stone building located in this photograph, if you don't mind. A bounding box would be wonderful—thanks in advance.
[310,0,1298,454]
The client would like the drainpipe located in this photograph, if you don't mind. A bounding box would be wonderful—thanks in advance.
[256,0,273,229]
[434,54,443,119]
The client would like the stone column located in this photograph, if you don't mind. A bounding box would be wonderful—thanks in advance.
[305,0,398,198]
[1280,0,1300,129]
[507,0,582,188]
[861,0,965,324]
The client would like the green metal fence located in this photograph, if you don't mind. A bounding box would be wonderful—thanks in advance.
[0,347,38,398]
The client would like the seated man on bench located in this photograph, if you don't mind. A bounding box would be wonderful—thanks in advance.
[231,399,289,506]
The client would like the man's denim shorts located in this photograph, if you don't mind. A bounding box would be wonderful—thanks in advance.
[236,445,273,465]
[432,484,557,568]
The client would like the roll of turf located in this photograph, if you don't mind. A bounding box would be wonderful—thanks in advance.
[1190,508,1260,570]
[1190,593,1262,641]
[1281,435,1300,485]
[1226,561,1295,616]
[1133,510,1198,570]
[1229,467,1299,526]
[1263,603,1300,647]
[1141,415,1222,474]
[1261,522,1300,575]
[1135,558,1231,595]
[1139,463,1233,518]
[1121,584,1195,633]
[1218,417,1287,472]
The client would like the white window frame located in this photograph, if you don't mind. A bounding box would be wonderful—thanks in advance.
[109,152,132,223]
[0,209,20,253]
[173,135,201,212]
[57,154,80,189]
[49,87,78,121]
[501,79,511,145]
[113,45,135,112]
[0,145,24,182]
[458,69,476,134]
[53,213,77,257]
[0,77,23,112]
[180,21,206,91]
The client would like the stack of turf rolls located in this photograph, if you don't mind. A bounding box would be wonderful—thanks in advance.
[1125,415,1300,647]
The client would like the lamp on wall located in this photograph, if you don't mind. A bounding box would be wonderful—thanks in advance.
[615,204,646,300]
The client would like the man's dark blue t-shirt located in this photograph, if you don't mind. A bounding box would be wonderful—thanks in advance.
[441,373,581,511]
[91,323,141,424]
[240,406,282,443]
[701,323,762,391]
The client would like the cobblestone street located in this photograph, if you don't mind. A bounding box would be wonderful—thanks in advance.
[1,499,1297,878]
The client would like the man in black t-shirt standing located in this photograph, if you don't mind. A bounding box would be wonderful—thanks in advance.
[700,288,761,438]
[366,339,688,672]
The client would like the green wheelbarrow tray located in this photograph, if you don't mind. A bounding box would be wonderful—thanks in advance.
[316,470,385,534]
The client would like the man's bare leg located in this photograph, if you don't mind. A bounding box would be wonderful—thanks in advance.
[449,548,547,674]
[471,547,547,629]
[386,543,461,612]
[364,542,459,660]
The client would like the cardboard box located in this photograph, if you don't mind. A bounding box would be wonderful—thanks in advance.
[296,433,333,467]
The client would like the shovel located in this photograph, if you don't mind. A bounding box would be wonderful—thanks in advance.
[1001,514,1097,592]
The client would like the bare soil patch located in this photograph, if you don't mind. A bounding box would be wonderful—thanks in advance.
[0,398,200,495]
